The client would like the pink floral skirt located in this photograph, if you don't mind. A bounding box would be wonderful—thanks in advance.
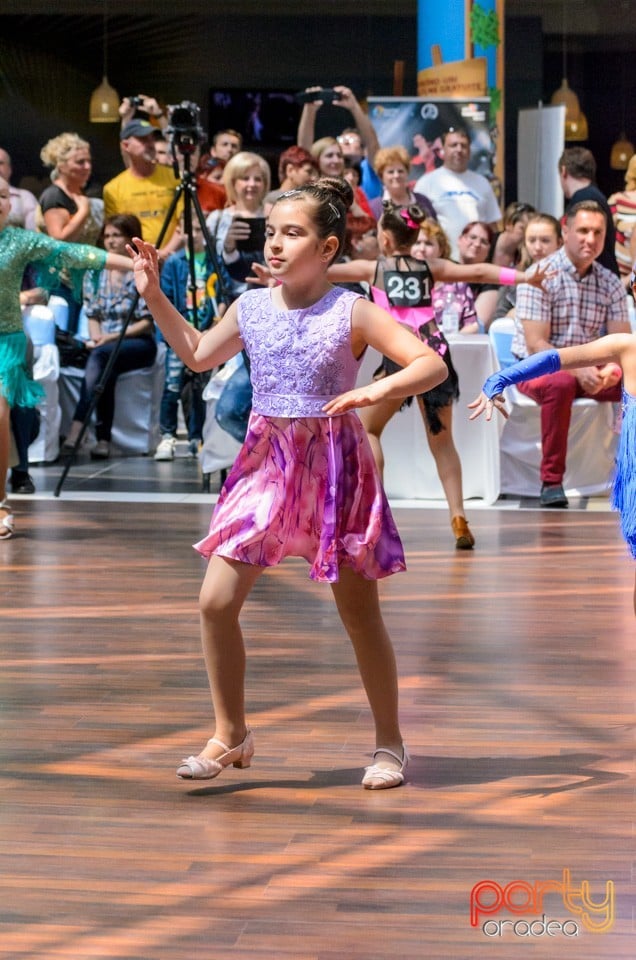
[194,412,406,582]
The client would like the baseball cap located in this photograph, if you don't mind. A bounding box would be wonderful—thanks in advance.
[120,119,157,140]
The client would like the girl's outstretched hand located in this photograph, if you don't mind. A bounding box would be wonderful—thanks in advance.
[322,384,381,415]
[523,261,555,290]
[467,391,509,421]
[247,262,275,287]
[127,238,160,299]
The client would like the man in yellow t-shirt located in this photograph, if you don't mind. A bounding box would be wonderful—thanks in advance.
[103,119,182,258]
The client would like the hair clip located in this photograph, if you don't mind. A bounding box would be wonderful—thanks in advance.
[400,209,418,230]
[328,202,341,220]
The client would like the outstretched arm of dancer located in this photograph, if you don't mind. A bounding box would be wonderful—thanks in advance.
[129,238,242,372]
[468,333,636,421]
[326,256,553,291]
[104,252,135,272]
[323,298,447,414]
[428,257,553,290]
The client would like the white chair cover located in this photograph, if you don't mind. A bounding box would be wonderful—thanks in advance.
[57,342,166,456]
[28,343,61,464]
[200,358,243,475]
[488,318,618,497]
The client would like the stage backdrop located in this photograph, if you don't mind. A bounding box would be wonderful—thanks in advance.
[367,97,498,200]
[416,0,505,193]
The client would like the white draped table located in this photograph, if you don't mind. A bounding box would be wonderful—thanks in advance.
[357,333,501,504]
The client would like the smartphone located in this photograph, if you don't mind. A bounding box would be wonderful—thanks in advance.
[294,88,342,105]
[234,217,266,253]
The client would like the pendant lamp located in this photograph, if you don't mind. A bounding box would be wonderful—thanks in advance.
[549,1,588,142]
[89,1,119,122]
[610,56,634,170]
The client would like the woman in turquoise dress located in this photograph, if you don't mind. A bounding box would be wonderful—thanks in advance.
[0,175,132,539]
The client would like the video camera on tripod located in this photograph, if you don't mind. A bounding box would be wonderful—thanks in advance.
[166,101,206,155]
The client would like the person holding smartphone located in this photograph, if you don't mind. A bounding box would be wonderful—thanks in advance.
[205,151,270,304]
[205,152,270,446]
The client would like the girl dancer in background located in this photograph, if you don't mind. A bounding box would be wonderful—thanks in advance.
[130,178,448,790]
[327,201,549,550]
[0,176,131,540]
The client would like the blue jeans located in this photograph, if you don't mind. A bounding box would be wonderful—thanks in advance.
[215,356,252,443]
[159,346,207,441]
[73,337,157,442]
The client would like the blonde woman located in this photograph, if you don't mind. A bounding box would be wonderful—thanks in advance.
[39,132,104,333]
[39,132,103,245]
[205,151,270,303]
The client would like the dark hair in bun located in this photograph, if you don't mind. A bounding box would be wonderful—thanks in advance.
[380,200,426,245]
[272,176,354,263]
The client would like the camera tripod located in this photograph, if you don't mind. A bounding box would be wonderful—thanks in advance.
[54,146,226,497]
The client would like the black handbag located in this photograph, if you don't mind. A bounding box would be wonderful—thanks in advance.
[55,327,89,369]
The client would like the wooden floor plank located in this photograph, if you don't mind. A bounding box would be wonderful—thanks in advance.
[0,500,633,958]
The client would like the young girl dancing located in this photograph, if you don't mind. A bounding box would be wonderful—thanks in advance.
[469,329,636,615]
[0,176,131,539]
[130,178,448,790]
[327,201,549,549]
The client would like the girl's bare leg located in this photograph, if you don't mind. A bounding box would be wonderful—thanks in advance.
[330,567,403,769]
[196,555,263,760]
[418,399,465,519]
[358,397,403,478]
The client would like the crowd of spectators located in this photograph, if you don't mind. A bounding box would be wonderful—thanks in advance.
[3,85,633,518]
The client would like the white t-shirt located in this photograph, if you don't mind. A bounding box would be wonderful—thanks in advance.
[414,166,501,258]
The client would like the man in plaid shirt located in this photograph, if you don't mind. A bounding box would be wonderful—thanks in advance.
[512,201,630,507]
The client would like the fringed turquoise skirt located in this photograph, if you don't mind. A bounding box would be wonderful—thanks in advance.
[611,389,636,559]
[0,331,45,408]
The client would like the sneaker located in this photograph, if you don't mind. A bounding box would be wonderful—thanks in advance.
[539,483,569,508]
[154,435,176,461]
[188,438,200,458]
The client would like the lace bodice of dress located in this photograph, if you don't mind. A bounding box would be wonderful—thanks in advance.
[237,286,362,417]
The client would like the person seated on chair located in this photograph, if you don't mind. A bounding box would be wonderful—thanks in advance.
[62,215,157,461]
[154,216,218,462]
[511,200,630,508]
[455,220,501,332]
[559,146,619,276]
[489,201,536,269]
[413,219,480,335]
[493,213,563,326]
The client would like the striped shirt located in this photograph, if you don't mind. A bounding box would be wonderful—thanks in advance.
[512,246,628,359]
[608,189,636,279]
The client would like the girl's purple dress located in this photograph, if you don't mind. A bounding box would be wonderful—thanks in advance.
[194,286,406,582]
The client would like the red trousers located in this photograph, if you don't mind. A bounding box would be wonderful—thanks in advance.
[516,371,621,485]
